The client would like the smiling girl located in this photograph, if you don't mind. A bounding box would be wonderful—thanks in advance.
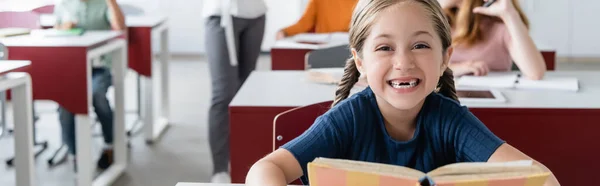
[246,0,560,185]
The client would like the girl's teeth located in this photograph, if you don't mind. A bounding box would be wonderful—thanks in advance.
[390,79,418,88]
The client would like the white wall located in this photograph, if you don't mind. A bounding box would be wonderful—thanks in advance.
[8,0,598,57]
[521,0,600,58]
[121,0,305,54]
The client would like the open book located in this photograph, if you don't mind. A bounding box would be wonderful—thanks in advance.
[308,158,550,186]
[457,73,579,92]
[0,28,31,38]
[306,68,368,87]
[293,32,349,45]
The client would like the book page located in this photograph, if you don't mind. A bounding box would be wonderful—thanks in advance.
[306,68,344,85]
[516,77,579,92]
[456,73,519,89]
[306,68,368,87]
[432,169,549,185]
[427,160,534,177]
[311,158,426,179]
[293,33,332,44]
[0,28,31,38]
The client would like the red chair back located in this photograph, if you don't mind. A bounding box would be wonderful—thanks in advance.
[273,100,333,150]
[541,51,556,70]
[0,11,41,29]
[273,100,333,185]
[31,5,55,14]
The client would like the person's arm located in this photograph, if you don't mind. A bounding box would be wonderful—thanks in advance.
[53,3,76,30]
[246,114,350,185]
[473,0,546,80]
[246,149,303,186]
[278,0,317,38]
[448,60,490,77]
[488,144,561,186]
[106,0,126,30]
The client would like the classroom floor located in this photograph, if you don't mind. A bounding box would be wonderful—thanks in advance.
[0,55,598,186]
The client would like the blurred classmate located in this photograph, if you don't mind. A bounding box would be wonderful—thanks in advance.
[440,0,546,79]
[246,0,560,185]
[53,0,125,170]
[276,0,358,40]
[203,0,267,183]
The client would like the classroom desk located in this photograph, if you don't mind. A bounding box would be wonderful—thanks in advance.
[126,15,171,143]
[0,60,34,186]
[40,14,172,143]
[0,31,128,186]
[270,37,348,70]
[229,70,600,185]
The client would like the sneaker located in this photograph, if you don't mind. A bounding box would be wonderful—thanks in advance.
[211,172,231,183]
[97,149,113,170]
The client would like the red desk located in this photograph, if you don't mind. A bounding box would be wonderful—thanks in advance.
[126,15,171,143]
[0,60,34,186]
[229,70,600,185]
[39,14,173,143]
[270,37,348,70]
[0,31,129,186]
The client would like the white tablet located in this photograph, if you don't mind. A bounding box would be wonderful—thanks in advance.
[456,88,507,103]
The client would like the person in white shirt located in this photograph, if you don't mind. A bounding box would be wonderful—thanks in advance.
[202,0,267,183]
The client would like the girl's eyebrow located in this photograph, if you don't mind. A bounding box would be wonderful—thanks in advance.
[373,30,433,40]
[413,30,433,38]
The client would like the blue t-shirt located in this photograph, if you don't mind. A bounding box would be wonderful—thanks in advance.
[281,87,504,184]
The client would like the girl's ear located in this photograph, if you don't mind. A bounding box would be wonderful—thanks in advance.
[351,48,364,74]
[441,46,453,75]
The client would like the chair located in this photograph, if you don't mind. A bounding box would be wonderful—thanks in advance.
[511,51,556,71]
[31,4,55,14]
[0,11,41,29]
[304,44,350,69]
[273,100,333,185]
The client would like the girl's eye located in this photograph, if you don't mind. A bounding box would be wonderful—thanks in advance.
[413,43,430,50]
[376,46,393,51]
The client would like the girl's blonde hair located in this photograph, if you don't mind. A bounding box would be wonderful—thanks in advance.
[333,0,457,107]
[446,0,529,46]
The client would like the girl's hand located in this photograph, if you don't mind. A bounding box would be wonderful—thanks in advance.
[451,60,490,77]
[472,0,518,21]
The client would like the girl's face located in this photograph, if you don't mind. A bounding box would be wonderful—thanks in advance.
[354,2,451,111]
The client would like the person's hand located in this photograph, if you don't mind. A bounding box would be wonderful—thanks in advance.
[453,60,490,76]
[472,0,518,21]
[275,30,286,40]
[438,0,462,9]
[56,21,77,30]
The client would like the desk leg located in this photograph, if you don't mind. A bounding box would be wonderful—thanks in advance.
[143,27,170,144]
[160,27,170,124]
[94,41,129,186]
[12,74,35,186]
[75,114,94,186]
